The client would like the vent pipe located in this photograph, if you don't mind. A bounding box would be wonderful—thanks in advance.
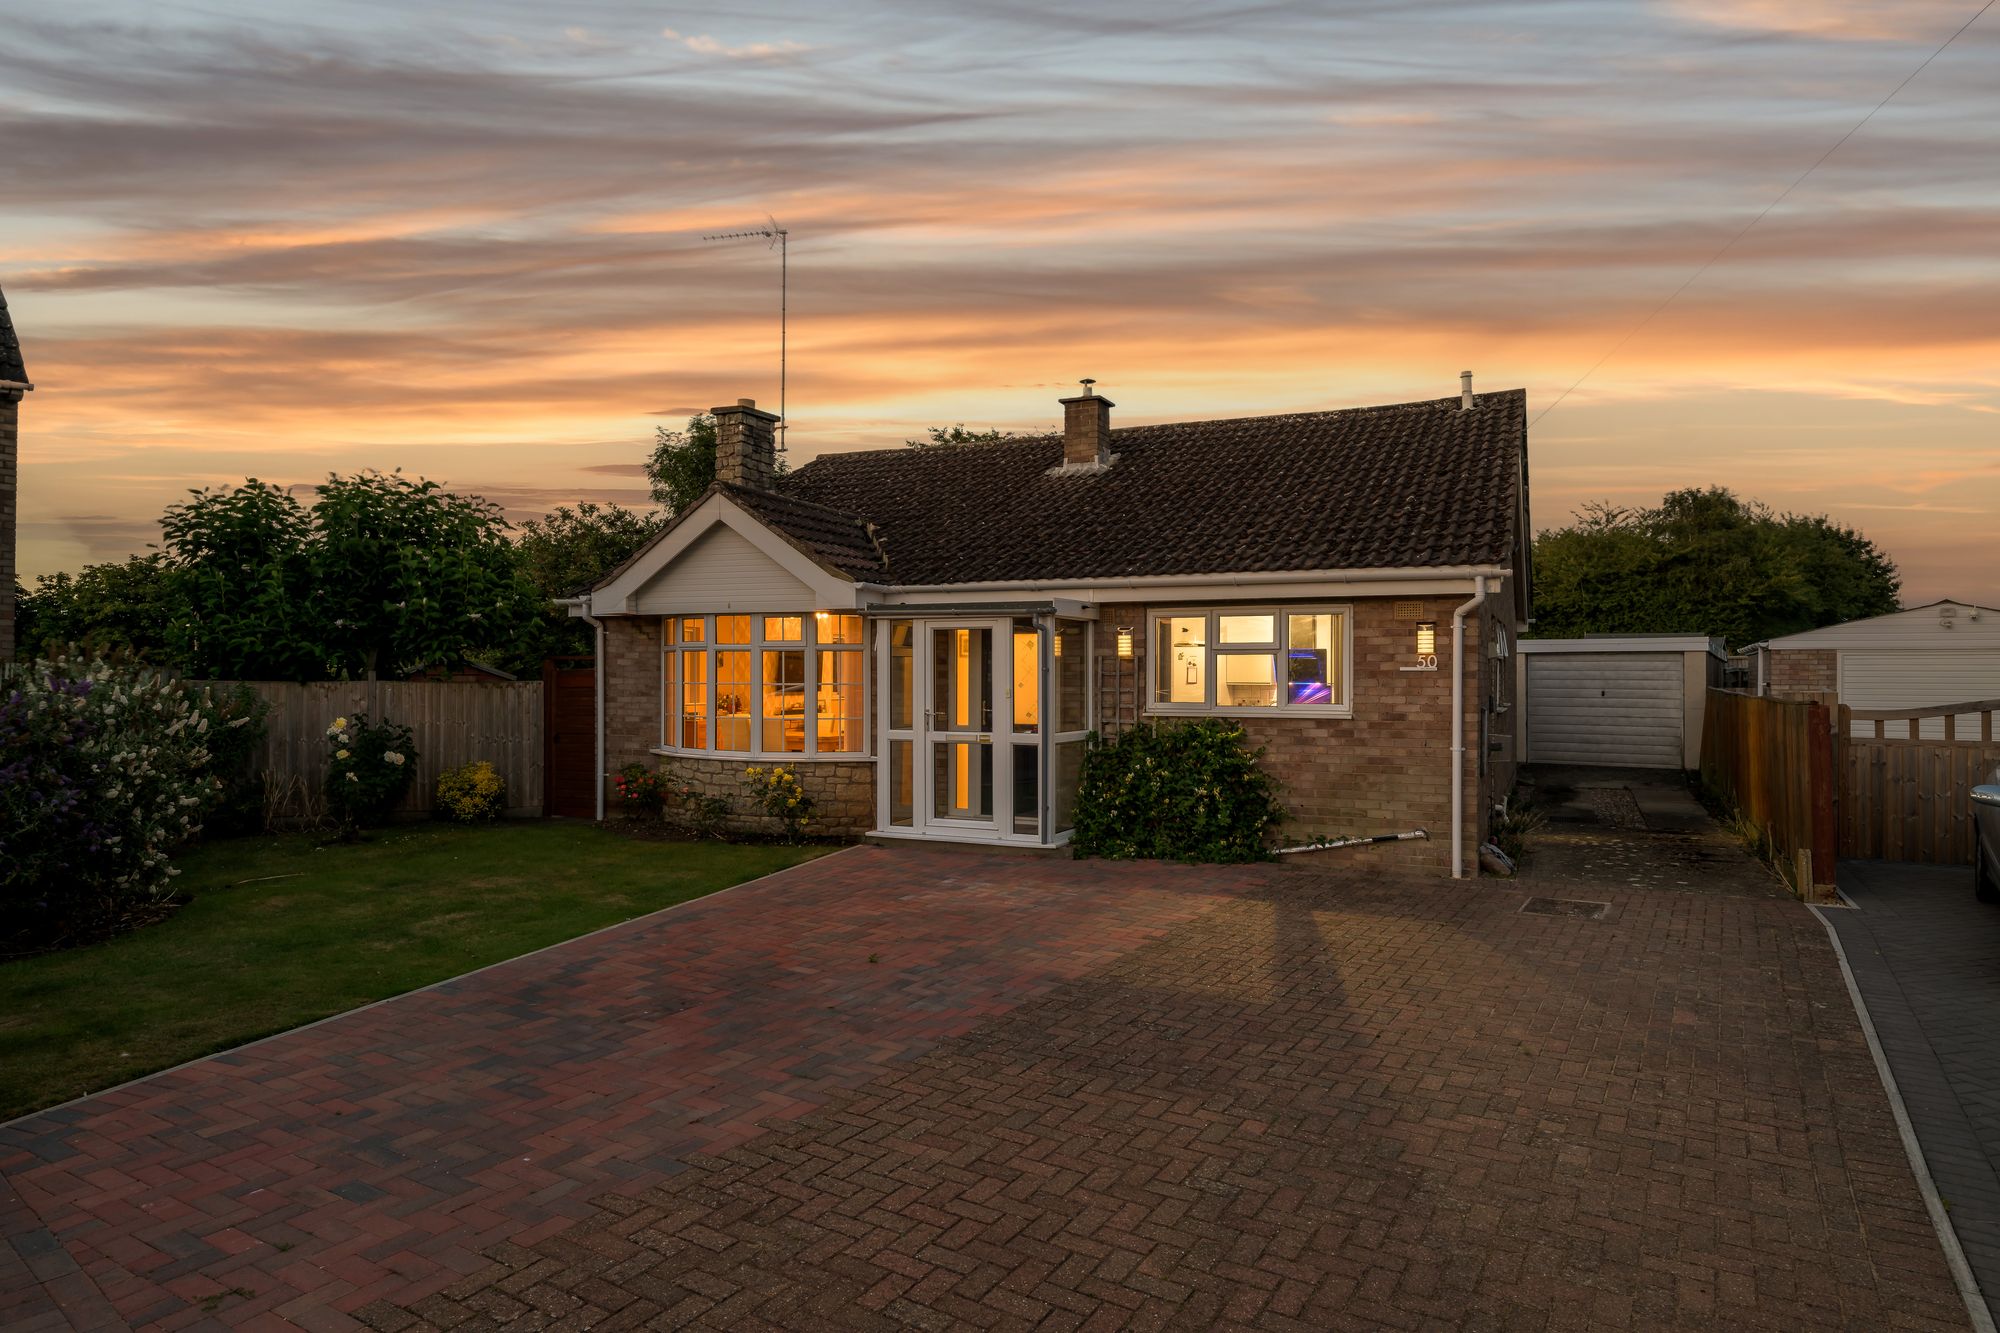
[1460,370,1474,410]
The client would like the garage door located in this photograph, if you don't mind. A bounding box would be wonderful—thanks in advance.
[1840,650,2000,739]
[1527,653,1684,768]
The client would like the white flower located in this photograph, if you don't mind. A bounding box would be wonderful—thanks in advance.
[384,751,405,766]
[346,772,360,783]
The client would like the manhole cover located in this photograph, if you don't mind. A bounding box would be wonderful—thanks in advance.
[1520,896,1610,920]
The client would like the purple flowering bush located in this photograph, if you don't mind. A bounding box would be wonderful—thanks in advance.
[1,655,244,947]
[323,713,418,834]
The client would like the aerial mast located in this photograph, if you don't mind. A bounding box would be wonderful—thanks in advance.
[702,218,789,456]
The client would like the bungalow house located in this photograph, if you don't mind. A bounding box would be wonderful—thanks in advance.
[571,378,1531,876]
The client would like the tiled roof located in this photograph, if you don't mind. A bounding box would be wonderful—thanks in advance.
[718,483,887,579]
[0,284,25,385]
[771,390,1526,586]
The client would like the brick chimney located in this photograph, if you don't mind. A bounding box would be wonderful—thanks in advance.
[0,284,28,663]
[1057,382,1114,469]
[712,397,780,491]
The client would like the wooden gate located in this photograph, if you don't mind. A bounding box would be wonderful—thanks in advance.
[543,656,599,819]
[1838,700,2000,864]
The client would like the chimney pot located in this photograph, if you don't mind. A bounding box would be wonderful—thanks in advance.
[712,397,781,491]
[1460,370,1474,410]
[1057,384,1115,468]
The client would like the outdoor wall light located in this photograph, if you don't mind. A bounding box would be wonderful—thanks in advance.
[1116,627,1135,659]
[1052,632,1062,658]
[1416,622,1436,657]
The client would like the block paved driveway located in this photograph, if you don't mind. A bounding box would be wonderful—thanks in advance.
[1,830,1971,1331]
[1831,859,2000,1325]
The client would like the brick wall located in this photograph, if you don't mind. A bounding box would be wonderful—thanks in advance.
[0,392,17,662]
[1767,648,1836,701]
[1095,596,1501,874]
[598,614,877,836]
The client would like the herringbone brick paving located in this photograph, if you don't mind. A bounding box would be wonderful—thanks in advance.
[2,849,1254,1330]
[1,827,1971,1329]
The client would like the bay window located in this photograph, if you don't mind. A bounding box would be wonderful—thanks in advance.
[661,612,867,757]
[1150,607,1350,714]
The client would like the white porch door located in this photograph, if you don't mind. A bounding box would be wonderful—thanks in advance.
[880,617,1043,840]
[926,622,1001,829]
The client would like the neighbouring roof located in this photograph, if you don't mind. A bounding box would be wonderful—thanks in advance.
[1754,600,2000,651]
[0,283,25,385]
[769,390,1527,586]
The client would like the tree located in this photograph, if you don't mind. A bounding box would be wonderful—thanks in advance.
[160,479,321,679]
[906,424,1017,448]
[310,471,540,679]
[510,502,667,665]
[1531,487,1900,648]
[646,413,719,515]
[159,472,540,680]
[13,555,181,660]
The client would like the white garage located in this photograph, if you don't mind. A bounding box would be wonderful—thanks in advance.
[1754,601,2000,738]
[1517,636,1726,770]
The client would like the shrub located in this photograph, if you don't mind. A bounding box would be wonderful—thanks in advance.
[324,713,417,834]
[675,785,732,839]
[196,681,271,836]
[0,655,229,947]
[742,765,814,842]
[435,760,507,823]
[1070,719,1283,863]
[614,762,669,817]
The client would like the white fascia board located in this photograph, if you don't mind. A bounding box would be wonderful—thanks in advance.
[868,567,1508,606]
[588,492,862,614]
[1519,635,1725,658]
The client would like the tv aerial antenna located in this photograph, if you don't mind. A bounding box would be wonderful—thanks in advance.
[702,217,790,455]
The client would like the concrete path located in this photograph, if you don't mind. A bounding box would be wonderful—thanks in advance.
[1,834,1971,1331]
[1831,859,2000,1325]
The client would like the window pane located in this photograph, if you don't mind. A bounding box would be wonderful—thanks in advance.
[665,619,679,647]
[1156,615,1207,705]
[716,615,751,645]
[816,649,863,753]
[1053,738,1086,833]
[1217,653,1278,707]
[1285,613,1340,705]
[1055,621,1087,732]
[816,612,863,645]
[763,615,803,642]
[761,649,806,752]
[889,621,914,731]
[1012,741,1039,835]
[716,650,751,750]
[1011,621,1040,732]
[663,639,678,744]
[680,617,706,644]
[1218,614,1274,644]
[890,738,913,826]
[681,651,708,748]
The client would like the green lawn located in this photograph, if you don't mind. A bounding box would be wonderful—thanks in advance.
[0,823,831,1121]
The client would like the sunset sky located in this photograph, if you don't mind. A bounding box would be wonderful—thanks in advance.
[2,0,1995,606]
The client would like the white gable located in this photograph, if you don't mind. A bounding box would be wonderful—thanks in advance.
[589,491,864,615]
[631,524,818,613]
[1766,601,2000,651]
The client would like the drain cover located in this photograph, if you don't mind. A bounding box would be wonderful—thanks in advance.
[1520,896,1610,920]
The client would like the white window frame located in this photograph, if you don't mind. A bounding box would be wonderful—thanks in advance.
[656,613,870,760]
[1146,605,1354,718]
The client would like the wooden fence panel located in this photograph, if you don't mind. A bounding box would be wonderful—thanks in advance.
[1700,689,1837,899]
[217,681,544,821]
[1839,730,2000,865]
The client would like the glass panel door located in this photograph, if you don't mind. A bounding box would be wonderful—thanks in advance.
[929,625,995,824]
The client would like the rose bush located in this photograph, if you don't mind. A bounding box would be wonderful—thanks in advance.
[742,765,813,842]
[323,713,417,834]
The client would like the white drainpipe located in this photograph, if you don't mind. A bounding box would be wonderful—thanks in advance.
[581,601,607,821]
[1451,575,1490,879]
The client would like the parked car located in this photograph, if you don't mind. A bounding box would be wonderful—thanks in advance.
[1976,768,2000,904]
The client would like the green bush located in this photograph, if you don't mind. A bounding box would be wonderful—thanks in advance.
[435,760,507,823]
[324,713,417,834]
[742,765,814,842]
[1,655,235,947]
[1070,719,1283,863]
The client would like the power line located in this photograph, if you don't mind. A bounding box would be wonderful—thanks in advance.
[1532,0,1995,428]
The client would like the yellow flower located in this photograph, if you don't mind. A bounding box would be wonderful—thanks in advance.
[336,748,350,759]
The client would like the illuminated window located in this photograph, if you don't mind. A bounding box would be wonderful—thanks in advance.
[1152,608,1349,714]
[661,613,868,757]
